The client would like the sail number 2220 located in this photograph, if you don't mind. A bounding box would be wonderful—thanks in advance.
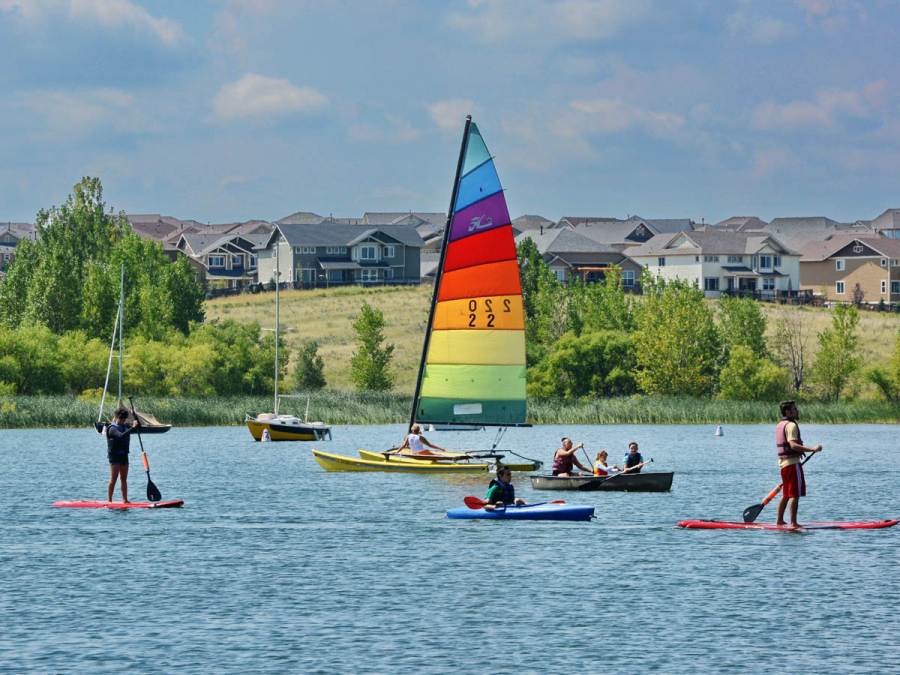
[467,298,511,328]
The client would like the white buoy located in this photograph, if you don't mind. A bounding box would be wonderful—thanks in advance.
[714,425,723,437]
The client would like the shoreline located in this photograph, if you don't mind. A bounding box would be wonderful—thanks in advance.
[2,394,898,428]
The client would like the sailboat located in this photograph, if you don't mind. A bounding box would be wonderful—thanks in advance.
[312,116,539,472]
[245,244,332,442]
[96,265,171,433]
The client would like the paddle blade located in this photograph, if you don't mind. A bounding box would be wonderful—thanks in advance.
[463,495,487,509]
[743,503,765,523]
[146,477,162,502]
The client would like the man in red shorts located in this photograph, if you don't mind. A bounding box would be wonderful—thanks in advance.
[775,400,822,528]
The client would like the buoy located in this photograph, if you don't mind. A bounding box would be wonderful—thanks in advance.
[714,425,723,437]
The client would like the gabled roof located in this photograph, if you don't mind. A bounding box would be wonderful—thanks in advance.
[713,216,769,231]
[178,232,269,257]
[364,211,445,227]
[764,217,873,249]
[865,208,900,230]
[799,235,900,262]
[628,230,798,257]
[273,222,424,248]
[0,222,36,240]
[639,217,695,233]
[515,228,620,254]
[558,216,620,228]
[511,214,554,231]
[276,211,326,225]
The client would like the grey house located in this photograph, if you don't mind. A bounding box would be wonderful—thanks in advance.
[257,221,424,287]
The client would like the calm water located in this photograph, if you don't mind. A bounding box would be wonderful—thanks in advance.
[1,423,898,673]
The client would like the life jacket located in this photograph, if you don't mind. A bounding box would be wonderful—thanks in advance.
[776,418,803,458]
[552,451,574,475]
[487,478,515,505]
[594,463,609,476]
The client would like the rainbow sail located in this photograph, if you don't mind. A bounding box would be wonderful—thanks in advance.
[411,118,526,427]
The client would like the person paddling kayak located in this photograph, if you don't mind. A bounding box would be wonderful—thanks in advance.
[552,437,592,476]
[776,400,823,528]
[100,407,139,503]
[483,466,525,511]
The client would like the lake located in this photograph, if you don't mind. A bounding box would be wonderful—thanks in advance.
[1,423,897,673]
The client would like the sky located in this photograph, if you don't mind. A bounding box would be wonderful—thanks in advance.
[2,0,899,225]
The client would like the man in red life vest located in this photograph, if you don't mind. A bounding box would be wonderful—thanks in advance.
[775,400,823,528]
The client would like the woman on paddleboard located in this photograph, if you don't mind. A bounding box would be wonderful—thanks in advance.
[776,400,822,528]
[552,437,592,476]
[483,466,525,510]
[102,407,139,503]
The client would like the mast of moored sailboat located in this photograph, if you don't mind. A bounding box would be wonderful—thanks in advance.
[274,242,280,416]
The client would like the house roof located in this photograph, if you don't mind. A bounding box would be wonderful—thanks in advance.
[640,217,694,233]
[179,232,268,257]
[511,214,554,231]
[515,228,620,254]
[764,217,874,250]
[865,208,900,230]
[275,211,326,225]
[364,211,445,226]
[799,235,900,262]
[628,230,799,257]
[712,216,769,231]
[0,222,36,240]
[274,222,424,249]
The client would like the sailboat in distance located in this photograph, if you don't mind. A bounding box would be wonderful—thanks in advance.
[312,116,539,472]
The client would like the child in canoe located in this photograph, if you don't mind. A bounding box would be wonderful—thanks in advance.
[484,466,526,510]
[593,450,620,476]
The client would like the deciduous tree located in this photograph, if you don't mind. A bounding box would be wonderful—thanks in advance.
[812,304,861,401]
[350,302,394,391]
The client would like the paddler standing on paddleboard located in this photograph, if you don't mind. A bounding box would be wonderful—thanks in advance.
[101,407,139,503]
[775,400,822,528]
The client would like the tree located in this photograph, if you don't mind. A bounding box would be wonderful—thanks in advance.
[350,302,394,391]
[770,309,809,393]
[867,329,900,402]
[571,267,634,334]
[633,276,722,396]
[718,295,767,358]
[718,345,790,401]
[812,304,861,401]
[291,340,326,390]
[527,330,636,398]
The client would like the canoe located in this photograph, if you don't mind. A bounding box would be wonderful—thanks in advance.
[530,472,674,492]
[313,449,492,473]
[678,519,898,531]
[53,500,184,509]
[447,503,595,521]
[357,449,540,472]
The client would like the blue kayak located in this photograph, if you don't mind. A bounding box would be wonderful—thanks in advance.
[447,503,595,521]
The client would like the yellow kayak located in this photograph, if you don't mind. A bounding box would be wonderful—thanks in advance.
[357,449,539,472]
[312,449,491,473]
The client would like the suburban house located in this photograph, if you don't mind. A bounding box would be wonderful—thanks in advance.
[257,221,424,287]
[515,228,643,288]
[860,208,900,239]
[174,232,269,289]
[760,216,873,251]
[798,235,900,305]
[626,230,800,298]
[0,222,36,274]
[128,214,273,262]
[558,215,695,249]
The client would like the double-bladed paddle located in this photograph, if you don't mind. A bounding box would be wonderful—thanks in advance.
[129,397,161,502]
[742,453,815,523]
[575,458,654,491]
[463,495,565,510]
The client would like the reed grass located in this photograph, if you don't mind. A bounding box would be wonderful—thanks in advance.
[3,394,898,428]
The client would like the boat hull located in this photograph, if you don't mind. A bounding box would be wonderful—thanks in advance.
[313,449,492,473]
[530,472,674,492]
[447,503,595,521]
[357,449,539,472]
[246,418,331,442]
[678,519,898,530]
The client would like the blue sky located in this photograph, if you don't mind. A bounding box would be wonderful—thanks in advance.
[2,0,899,225]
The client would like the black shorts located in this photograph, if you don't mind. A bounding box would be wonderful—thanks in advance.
[108,453,129,466]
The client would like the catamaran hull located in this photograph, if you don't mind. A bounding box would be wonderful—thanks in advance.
[530,472,674,492]
[357,449,539,472]
[247,420,331,442]
[314,449,495,473]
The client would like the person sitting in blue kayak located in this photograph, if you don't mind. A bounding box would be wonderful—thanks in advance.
[623,442,647,473]
[484,466,525,510]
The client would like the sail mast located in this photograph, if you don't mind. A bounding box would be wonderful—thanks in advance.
[117,264,124,404]
[408,115,472,432]
[274,242,280,416]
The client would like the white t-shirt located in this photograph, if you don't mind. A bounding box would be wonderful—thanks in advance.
[406,433,425,452]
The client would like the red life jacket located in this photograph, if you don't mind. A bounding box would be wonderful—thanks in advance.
[552,452,574,475]
[776,418,804,458]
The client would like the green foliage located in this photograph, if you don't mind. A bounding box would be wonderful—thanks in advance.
[718,295,767,358]
[718,345,790,401]
[633,276,722,396]
[528,330,636,398]
[812,304,862,401]
[517,238,568,364]
[867,329,900,402]
[291,340,326,390]
[350,301,394,391]
[569,267,635,334]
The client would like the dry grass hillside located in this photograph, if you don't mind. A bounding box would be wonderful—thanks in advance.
[205,285,900,394]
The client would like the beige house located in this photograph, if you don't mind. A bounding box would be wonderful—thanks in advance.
[799,236,900,305]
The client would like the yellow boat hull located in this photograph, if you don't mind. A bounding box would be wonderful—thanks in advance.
[313,449,492,473]
[357,449,538,472]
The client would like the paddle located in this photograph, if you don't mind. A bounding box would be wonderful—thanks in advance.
[463,495,565,510]
[575,459,653,491]
[129,398,161,502]
[742,453,815,523]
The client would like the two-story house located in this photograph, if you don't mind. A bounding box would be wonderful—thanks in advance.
[256,222,423,287]
[799,235,900,305]
[626,231,800,298]
[558,215,695,250]
[175,233,269,289]
[0,222,36,275]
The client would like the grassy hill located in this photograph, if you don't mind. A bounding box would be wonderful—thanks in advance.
[204,285,900,396]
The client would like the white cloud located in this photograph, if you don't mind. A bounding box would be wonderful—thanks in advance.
[19,87,153,138]
[560,97,685,137]
[213,74,328,122]
[0,0,185,45]
[446,0,652,44]
[427,99,477,132]
[752,81,888,131]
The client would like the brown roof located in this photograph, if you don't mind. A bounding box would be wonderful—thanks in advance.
[799,235,900,262]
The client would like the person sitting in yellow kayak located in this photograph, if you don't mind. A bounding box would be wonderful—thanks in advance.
[484,466,526,511]
[393,423,448,455]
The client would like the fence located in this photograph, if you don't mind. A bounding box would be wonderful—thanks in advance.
[204,278,422,299]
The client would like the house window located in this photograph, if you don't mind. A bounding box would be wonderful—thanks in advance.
[303,247,316,254]
[249,255,257,268]
[326,246,347,254]
[385,267,394,279]
[759,255,772,268]
[360,268,379,282]
[554,269,566,282]
[773,255,781,266]
[384,245,396,258]
[359,245,377,260]
[622,270,635,288]
[762,277,775,291]
[208,255,225,267]
[727,255,742,263]
[836,281,845,295]
[231,255,242,267]
[881,258,888,267]
[704,255,719,263]
[853,244,864,253]
[657,257,666,267]
[881,280,887,294]
[695,256,700,263]
[836,259,845,271]
[893,281,900,294]
[703,277,719,291]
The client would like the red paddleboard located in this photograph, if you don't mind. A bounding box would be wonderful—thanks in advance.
[678,519,898,530]
[53,500,184,509]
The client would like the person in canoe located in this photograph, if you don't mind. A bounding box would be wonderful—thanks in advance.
[621,442,648,474]
[484,466,525,510]
[102,407,139,503]
[776,400,823,528]
[593,450,620,476]
[393,423,448,456]
[552,437,593,476]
